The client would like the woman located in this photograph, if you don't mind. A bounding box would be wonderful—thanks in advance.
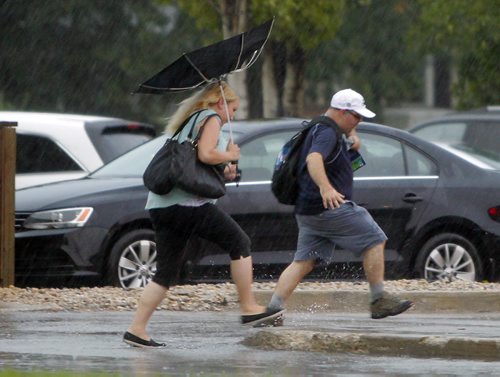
[123,82,284,348]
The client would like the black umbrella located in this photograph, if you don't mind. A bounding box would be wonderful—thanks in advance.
[134,18,274,94]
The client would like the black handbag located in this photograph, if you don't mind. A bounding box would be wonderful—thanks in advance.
[143,111,226,198]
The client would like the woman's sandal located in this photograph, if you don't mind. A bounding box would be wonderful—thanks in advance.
[123,331,166,348]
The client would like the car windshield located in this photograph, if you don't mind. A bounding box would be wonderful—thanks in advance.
[438,143,500,170]
[412,120,500,164]
[91,134,167,177]
[90,126,242,178]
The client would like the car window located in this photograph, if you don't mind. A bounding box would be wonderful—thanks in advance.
[404,144,438,175]
[16,134,83,173]
[86,124,156,164]
[355,133,405,177]
[462,121,499,160]
[413,122,466,144]
[91,135,166,177]
[238,131,297,182]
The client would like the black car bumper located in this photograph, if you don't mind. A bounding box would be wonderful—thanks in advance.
[15,226,109,286]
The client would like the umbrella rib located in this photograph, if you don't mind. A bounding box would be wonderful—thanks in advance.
[184,53,211,83]
[233,50,259,73]
[138,83,205,92]
[232,19,274,73]
[234,33,244,70]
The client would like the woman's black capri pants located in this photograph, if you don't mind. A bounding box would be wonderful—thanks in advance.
[149,203,251,288]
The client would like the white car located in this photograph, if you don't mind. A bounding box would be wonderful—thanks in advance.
[0,112,156,189]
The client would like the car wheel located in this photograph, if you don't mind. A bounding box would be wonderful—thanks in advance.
[108,229,157,289]
[416,233,483,282]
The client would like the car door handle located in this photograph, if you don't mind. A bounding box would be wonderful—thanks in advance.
[402,193,423,203]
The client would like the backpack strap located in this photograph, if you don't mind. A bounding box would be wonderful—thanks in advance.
[305,115,343,161]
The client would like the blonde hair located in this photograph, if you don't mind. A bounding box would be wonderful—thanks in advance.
[166,81,238,134]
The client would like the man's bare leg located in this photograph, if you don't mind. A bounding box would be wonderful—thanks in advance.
[362,242,385,302]
[269,260,316,309]
[363,241,413,318]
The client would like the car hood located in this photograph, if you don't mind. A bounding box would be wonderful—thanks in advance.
[16,176,145,212]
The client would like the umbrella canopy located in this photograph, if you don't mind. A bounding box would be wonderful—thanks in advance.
[134,19,274,94]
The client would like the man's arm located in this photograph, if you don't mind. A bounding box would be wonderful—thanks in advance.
[306,152,345,209]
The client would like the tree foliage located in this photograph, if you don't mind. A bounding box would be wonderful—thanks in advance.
[1,0,496,124]
[410,0,500,108]
[0,0,208,125]
[306,0,422,118]
[251,0,345,50]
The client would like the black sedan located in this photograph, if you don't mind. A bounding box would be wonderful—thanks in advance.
[15,119,500,288]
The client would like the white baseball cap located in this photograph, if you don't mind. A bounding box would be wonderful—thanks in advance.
[330,88,376,118]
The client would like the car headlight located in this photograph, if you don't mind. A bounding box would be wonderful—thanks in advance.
[24,207,94,230]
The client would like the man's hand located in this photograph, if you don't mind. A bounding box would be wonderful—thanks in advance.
[320,186,345,209]
[306,152,345,209]
[347,130,361,151]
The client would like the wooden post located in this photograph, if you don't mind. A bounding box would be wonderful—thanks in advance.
[0,121,16,287]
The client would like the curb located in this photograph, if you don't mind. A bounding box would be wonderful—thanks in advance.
[255,290,500,313]
[242,330,500,360]
[0,302,61,312]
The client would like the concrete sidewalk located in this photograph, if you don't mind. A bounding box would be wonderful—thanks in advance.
[255,289,500,313]
[249,290,500,360]
[1,288,500,361]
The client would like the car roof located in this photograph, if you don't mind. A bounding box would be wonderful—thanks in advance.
[0,111,130,125]
[226,118,305,138]
[0,111,156,134]
[228,118,415,141]
[3,111,156,174]
[409,107,500,130]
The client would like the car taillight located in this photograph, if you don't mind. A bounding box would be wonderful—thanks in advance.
[488,206,500,222]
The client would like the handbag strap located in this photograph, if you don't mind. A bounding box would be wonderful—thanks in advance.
[171,110,205,140]
[192,113,222,144]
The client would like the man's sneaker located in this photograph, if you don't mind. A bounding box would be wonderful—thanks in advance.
[371,293,413,319]
[241,307,285,327]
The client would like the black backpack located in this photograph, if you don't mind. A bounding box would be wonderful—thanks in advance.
[271,116,341,205]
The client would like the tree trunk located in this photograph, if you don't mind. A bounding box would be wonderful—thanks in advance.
[261,40,288,117]
[283,45,305,117]
[262,49,278,118]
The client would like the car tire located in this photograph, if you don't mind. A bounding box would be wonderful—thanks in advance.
[415,233,483,282]
[107,229,157,289]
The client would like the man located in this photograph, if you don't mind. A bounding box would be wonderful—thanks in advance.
[268,88,413,321]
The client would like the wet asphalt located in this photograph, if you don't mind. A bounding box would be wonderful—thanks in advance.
[1,309,500,376]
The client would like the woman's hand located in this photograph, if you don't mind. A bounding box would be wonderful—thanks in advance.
[226,142,240,162]
[224,163,238,181]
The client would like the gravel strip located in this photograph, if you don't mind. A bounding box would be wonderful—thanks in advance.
[1,280,499,312]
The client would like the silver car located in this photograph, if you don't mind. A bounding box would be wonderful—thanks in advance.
[0,111,156,189]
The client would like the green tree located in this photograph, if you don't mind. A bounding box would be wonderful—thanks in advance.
[252,0,346,117]
[410,0,500,109]
[306,0,422,120]
[171,0,346,117]
[0,0,209,125]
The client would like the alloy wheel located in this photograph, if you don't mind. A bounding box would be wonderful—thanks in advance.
[423,242,476,282]
[118,240,157,288]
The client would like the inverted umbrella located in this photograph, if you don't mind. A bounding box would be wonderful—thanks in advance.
[134,18,274,94]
